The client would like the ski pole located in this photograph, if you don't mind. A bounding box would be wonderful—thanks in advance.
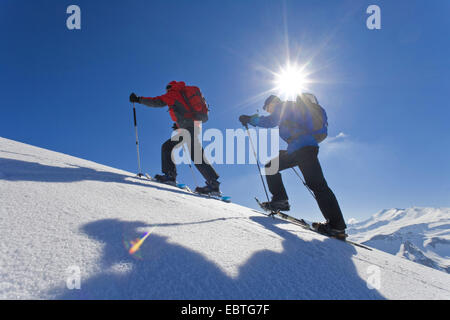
[245,125,270,203]
[132,102,143,177]
[291,167,316,200]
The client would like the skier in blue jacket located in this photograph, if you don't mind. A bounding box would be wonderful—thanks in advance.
[239,94,347,238]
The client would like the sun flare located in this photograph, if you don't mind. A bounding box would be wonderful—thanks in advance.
[273,64,309,100]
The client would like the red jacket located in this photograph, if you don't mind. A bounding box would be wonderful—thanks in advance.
[139,81,195,127]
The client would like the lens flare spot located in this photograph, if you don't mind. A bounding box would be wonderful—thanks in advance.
[124,226,157,258]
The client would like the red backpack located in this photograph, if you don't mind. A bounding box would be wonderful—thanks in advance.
[180,86,209,123]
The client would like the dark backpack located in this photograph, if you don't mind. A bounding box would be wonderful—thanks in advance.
[281,94,328,144]
[180,86,209,123]
[296,93,328,143]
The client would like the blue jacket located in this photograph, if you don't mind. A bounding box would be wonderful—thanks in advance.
[249,101,327,153]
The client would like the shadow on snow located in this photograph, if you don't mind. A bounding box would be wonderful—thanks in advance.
[0,157,385,299]
[53,217,385,299]
[0,157,203,199]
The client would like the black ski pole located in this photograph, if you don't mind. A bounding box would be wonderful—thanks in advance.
[132,102,143,177]
[291,167,316,200]
[245,125,270,203]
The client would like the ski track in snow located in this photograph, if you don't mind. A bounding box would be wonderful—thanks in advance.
[0,137,449,299]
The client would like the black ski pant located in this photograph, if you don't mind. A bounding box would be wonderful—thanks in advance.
[265,146,346,230]
[161,126,219,183]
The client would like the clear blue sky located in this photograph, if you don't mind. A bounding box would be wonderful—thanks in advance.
[1,0,449,222]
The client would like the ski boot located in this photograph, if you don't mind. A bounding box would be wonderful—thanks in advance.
[312,222,347,240]
[260,199,290,212]
[195,180,221,196]
[153,173,176,185]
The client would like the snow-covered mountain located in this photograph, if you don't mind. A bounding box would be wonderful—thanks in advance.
[348,208,450,274]
[1,137,449,299]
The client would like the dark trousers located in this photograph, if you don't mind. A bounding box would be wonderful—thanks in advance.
[265,146,346,230]
[161,126,219,183]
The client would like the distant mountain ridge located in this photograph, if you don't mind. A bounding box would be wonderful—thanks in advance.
[348,207,450,274]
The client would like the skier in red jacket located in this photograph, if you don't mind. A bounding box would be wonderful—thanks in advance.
[130,81,220,195]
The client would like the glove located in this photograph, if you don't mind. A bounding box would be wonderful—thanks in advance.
[239,115,252,127]
[129,92,140,103]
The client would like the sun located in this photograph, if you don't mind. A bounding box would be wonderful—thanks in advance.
[273,63,309,100]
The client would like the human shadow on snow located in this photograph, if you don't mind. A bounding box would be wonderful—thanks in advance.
[0,157,208,200]
[2,157,386,299]
[53,217,386,299]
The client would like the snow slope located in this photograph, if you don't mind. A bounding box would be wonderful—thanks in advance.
[0,137,449,299]
[348,208,450,274]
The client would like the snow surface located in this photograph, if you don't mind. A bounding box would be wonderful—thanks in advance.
[348,208,450,274]
[1,137,449,299]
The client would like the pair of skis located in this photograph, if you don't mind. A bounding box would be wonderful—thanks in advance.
[255,198,372,251]
[135,173,231,203]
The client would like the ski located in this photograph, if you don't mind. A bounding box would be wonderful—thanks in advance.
[194,191,232,203]
[144,173,192,192]
[134,173,151,181]
[145,174,231,203]
[255,198,372,251]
